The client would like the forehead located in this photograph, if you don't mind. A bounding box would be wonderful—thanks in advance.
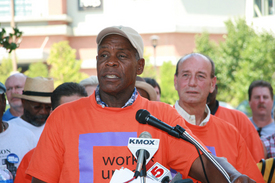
[6,75,26,86]
[98,34,135,51]
[179,55,211,74]
[252,87,272,96]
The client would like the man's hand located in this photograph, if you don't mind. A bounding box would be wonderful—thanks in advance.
[231,174,256,183]
[189,154,257,183]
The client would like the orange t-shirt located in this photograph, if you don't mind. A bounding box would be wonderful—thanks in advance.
[14,149,34,183]
[185,115,264,183]
[214,106,264,163]
[26,94,204,183]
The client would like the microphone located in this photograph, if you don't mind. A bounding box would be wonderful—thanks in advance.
[136,109,231,183]
[128,131,160,178]
[136,109,181,138]
[135,132,150,178]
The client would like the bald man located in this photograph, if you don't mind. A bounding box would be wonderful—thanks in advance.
[174,53,264,183]
[3,73,27,121]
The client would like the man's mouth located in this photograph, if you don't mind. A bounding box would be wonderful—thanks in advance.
[105,75,118,79]
[258,105,266,109]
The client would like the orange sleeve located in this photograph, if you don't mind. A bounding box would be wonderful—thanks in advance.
[14,149,34,183]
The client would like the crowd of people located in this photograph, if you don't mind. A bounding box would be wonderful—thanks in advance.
[1,25,275,183]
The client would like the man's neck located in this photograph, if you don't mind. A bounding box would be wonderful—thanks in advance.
[99,89,134,108]
[178,101,207,126]
[252,115,274,128]
[9,106,24,117]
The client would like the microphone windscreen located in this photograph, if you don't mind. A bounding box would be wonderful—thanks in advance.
[136,109,150,124]
[139,131,152,138]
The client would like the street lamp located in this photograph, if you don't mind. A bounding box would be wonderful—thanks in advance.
[150,35,159,71]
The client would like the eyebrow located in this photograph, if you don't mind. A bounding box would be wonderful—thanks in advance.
[180,70,207,75]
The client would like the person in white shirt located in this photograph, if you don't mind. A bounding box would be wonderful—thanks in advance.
[0,81,36,179]
[8,77,54,144]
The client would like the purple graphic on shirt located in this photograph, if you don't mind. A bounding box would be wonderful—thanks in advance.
[206,146,216,156]
[170,146,216,179]
[79,132,137,182]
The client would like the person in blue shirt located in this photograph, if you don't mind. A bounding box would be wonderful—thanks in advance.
[2,73,27,121]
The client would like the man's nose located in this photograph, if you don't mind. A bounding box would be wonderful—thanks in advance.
[188,75,197,86]
[106,55,119,67]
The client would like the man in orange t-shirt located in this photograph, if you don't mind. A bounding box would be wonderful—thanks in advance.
[27,26,255,183]
[174,53,264,183]
[207,84,264,163]
[14,82,88,183]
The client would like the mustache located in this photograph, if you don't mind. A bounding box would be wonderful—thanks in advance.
[257,104,266,108]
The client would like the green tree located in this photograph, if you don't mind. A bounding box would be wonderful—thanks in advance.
[0,57,22,84]
[159,61,178,104]
[0,57,13,84]
[140,50,157,78]
[140,50,177,104]
[195,18,275,107]
[24,62,49,78]
[47,41,89,87]
[0,27,22,53]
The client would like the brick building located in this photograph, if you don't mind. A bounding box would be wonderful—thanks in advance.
[0,0,274,75]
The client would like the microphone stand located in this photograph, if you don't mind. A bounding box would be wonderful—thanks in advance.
[133,154,147,183]
[173,125,231,183]
[139,160,147,183]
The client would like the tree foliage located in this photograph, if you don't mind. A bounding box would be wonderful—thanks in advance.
[195,18,275,106]
[24,62,48,78]
[0,57,22,84]
[159,61,178,104]
[47,41,89,87]
[0,27,23,53]
[0,57,13,84]
[140,51,157,78]
[141,60,178,104]
[140,52,177,104]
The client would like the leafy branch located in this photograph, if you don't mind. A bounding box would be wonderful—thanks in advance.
[0,27,23,53]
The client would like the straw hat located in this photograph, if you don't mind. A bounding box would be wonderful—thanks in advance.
[135,81,157,101]
[12,77,54,104]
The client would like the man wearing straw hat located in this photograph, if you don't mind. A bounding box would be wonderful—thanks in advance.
[8,77,54,144]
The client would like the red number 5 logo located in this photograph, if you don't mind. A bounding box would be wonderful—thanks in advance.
[150,165,164,178]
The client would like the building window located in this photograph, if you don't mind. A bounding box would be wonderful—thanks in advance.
[254,0,275,17]
[78,0,103,11]
[0,0,32,17]
[0,0,11,16]
[15,0,32,16]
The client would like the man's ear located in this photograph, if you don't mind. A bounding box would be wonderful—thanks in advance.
[210,76,217,93]
[174,75,178,91]
[137,58,145,75]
